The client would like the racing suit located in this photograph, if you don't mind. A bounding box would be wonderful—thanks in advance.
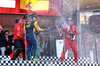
[61,24,78,62]
[25,18,43,60]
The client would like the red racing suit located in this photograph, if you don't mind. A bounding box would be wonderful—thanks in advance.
[61,25,78,62]
[19,19,27,58]
[22,19,27,50]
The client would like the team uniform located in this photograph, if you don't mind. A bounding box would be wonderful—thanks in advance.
[19,19,28,58]
[10,19,27,59]
[22,19,27,30]
[61,25,78,62]
[21,18,28,50]
[11,23,26,60]
[25,18,43,60]
[33,29,39,59]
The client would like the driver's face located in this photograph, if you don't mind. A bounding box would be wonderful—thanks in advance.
[19,19,22,24]
[69,21,73,25]
[33,17,37,21]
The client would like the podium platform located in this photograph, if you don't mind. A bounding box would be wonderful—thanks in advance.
[0,56,98,66]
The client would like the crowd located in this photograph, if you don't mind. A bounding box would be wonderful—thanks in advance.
[0,26,14,56]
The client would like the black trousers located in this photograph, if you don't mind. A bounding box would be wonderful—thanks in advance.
[5,48,12,55]
[11,39,26,60]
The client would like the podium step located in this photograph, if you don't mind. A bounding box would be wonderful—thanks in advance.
[0,56,98,66]
[0,61,98,66]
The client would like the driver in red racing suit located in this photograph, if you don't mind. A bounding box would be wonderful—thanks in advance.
[60,20,78,63]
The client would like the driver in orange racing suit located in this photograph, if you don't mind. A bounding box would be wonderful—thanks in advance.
[60,20,78,63]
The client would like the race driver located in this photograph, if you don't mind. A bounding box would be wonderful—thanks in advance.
[25,13,44,61]
[60,20,78,63]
